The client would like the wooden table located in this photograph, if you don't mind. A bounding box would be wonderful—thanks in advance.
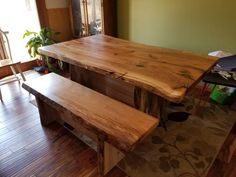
[39,34,218,119]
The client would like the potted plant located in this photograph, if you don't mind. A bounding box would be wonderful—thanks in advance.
[23,27,61,73]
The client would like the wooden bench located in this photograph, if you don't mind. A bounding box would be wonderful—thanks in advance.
[22,73,158,176]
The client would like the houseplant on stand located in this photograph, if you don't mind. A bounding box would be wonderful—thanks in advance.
[23,27,61,73]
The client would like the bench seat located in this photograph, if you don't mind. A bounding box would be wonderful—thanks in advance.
[22,73,158,175]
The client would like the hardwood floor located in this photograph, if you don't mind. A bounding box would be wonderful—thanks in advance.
[0,70,236,177]
[0,71,126,177]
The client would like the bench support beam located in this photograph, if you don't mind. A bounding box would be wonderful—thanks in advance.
[36,96,124,176]
[103,141,124,175]
[23,73,158,176]
[36,97,55,126]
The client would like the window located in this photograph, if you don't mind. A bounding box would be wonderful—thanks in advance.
[0,0,40,61]
[71,0,102,37]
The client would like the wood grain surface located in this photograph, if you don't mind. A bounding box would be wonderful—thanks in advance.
[22,73,158,153]
[0,72,127,176]
[1,70,236,177]
[39,34,218,103]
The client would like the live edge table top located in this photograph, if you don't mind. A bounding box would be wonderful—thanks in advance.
[39,34,218,103]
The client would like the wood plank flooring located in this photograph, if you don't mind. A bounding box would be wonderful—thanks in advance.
[0,71,126,177]
[0,70,236,177]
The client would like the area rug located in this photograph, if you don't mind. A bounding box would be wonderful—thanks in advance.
[118,96,236,177]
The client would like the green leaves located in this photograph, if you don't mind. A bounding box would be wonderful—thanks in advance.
[23,30,37,38]
[23,27,59,59]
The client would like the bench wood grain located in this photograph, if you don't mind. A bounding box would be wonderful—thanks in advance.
[22,73,158,175]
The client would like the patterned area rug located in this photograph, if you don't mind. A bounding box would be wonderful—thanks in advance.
[118,96,236,177]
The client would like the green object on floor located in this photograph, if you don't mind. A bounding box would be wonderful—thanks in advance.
[210,85,236,104]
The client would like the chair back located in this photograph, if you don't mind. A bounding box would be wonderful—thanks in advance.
[0,29,12,61]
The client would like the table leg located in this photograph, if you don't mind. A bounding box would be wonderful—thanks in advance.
[199,82,209,105]
[134,87,167,130]
[148,93,167,130]
[70,65,90,86]
[134,87,149,113]
[71,65,167,129]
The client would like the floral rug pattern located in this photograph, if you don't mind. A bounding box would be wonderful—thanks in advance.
[118,96,236,177]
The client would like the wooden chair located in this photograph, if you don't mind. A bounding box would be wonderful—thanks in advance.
[0,29,26,101]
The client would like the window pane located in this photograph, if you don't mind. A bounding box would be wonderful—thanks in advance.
[0,0,40,61]
[80,0,102,36]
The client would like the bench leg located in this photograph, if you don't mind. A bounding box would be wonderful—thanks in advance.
[36,97,55,126]
[148,94,167,130]
[97,137,105,176]
[34,97,124,176]
[97,137,124,176]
